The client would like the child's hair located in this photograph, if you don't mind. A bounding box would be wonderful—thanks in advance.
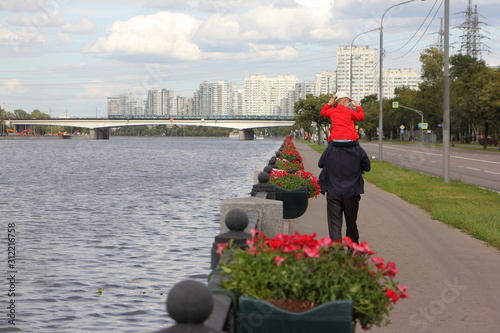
[333,97,341,107]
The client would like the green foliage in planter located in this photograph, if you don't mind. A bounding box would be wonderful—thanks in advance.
[218,232,408,330]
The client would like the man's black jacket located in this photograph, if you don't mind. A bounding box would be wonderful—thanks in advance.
[318,141,371,195]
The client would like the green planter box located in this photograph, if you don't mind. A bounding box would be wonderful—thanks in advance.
[275,186,309,219]
[238,296,355,333]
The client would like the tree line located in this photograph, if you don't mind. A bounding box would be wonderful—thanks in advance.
[294,47,499,148]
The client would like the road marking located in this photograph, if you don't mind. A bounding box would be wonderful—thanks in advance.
[364,144,500,165]
[485,170,500,175]
[466,167,481,171]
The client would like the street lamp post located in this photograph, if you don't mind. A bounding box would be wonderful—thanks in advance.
[378,0,426,161]
[398,104,424,142]
[443,0,450,183]
[349,28,380,98]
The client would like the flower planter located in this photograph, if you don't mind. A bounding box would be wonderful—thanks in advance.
[238,296,355,333]
[274,186,308,219]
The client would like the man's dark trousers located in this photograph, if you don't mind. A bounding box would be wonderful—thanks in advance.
[326,193,361,243]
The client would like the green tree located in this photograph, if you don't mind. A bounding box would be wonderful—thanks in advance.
[358,94,379,140]
[450,54,499,147]
[13,109,29,119]
[417,47,444,137]
[294,94,331,143]
[30,109,50,119]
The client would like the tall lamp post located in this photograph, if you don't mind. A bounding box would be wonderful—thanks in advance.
[443,0,450,183]
[378,0,426,161]
[350,28,380,98]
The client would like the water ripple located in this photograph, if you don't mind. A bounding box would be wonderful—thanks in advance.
[0,137,281,332]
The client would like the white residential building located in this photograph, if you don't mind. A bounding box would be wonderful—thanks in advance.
[334,45,420,101]
[196,81,238,116]
[314,70,336,96]
[107,97,120,116]
[383,68,421,98]
[244,74,299,116]
[146,89,177,116]
[114,93,145,116]
[336,45,378,101]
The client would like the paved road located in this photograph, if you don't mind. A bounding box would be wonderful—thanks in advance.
[361,142,500,192]
[290,141,500,333]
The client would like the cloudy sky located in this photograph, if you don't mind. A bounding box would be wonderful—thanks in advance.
[1,0,498,118]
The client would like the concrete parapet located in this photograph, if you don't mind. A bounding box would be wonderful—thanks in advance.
[220,197,284,237]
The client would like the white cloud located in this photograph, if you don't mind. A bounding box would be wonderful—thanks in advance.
[62,17,97,34]
[0,26,18,46]
[239,5,331,42]
[7,11,66,27]
[0,0,48,12]
[87,11,202,61]
[2,79,26,95]
[193,14,244,51]
[247,43,298,60]
[55,32,72,44]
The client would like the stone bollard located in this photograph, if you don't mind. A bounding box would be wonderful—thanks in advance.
[210,208,251,269]
[263,165,274,174]
[268,156,277,167]
[250,171,275,199]
[155,280,224,333]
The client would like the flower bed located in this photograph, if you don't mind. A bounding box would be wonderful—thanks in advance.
[269,136,321,198]
[218,231,408,330]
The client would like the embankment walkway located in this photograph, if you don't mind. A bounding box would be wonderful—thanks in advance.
[290,140,500,333]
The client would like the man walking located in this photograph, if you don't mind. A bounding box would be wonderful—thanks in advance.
[318,141,371,243]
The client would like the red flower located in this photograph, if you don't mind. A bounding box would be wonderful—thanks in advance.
[386,288,400,304]
[216,243,227,256]
[383,262,399,277]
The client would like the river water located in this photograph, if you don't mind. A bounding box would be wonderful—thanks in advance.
[0,137,282,332]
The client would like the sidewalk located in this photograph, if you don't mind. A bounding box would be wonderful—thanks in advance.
[290,140,500,333]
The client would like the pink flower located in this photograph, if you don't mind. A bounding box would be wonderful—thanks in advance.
[216,243,227,256]
[274,256,286,266]
[303,245,319,258]
[319,237,333,248]
[397,285,409,299]
[371,257,385,270]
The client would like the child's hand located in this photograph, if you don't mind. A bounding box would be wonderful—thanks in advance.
[328,98,335,106]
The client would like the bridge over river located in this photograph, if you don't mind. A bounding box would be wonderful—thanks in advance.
[6,115,295,140]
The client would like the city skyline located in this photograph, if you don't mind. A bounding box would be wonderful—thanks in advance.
[1,0,498,118]
[108,44,422,118]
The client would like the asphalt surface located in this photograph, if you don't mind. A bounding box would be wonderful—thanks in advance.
[361,142,500,193]
[289,140,500,333]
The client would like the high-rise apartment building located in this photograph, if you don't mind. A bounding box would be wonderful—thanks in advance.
[107,97,120,116]
[383,68,421,98]
[146,89,176,116]
[117,93,145,116]
[295,81,317,99]
[196,81,238,116]
[315,70,336,96]
[336,46,378,101]
[335,45,420,101]
[244,74,299,116]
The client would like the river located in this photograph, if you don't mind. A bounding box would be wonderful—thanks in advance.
[0,137,282,332]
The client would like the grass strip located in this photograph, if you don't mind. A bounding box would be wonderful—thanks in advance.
[303,141,500,249]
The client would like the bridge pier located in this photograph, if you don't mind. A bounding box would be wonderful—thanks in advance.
[239,129,254,140]
[90,128,110,140]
